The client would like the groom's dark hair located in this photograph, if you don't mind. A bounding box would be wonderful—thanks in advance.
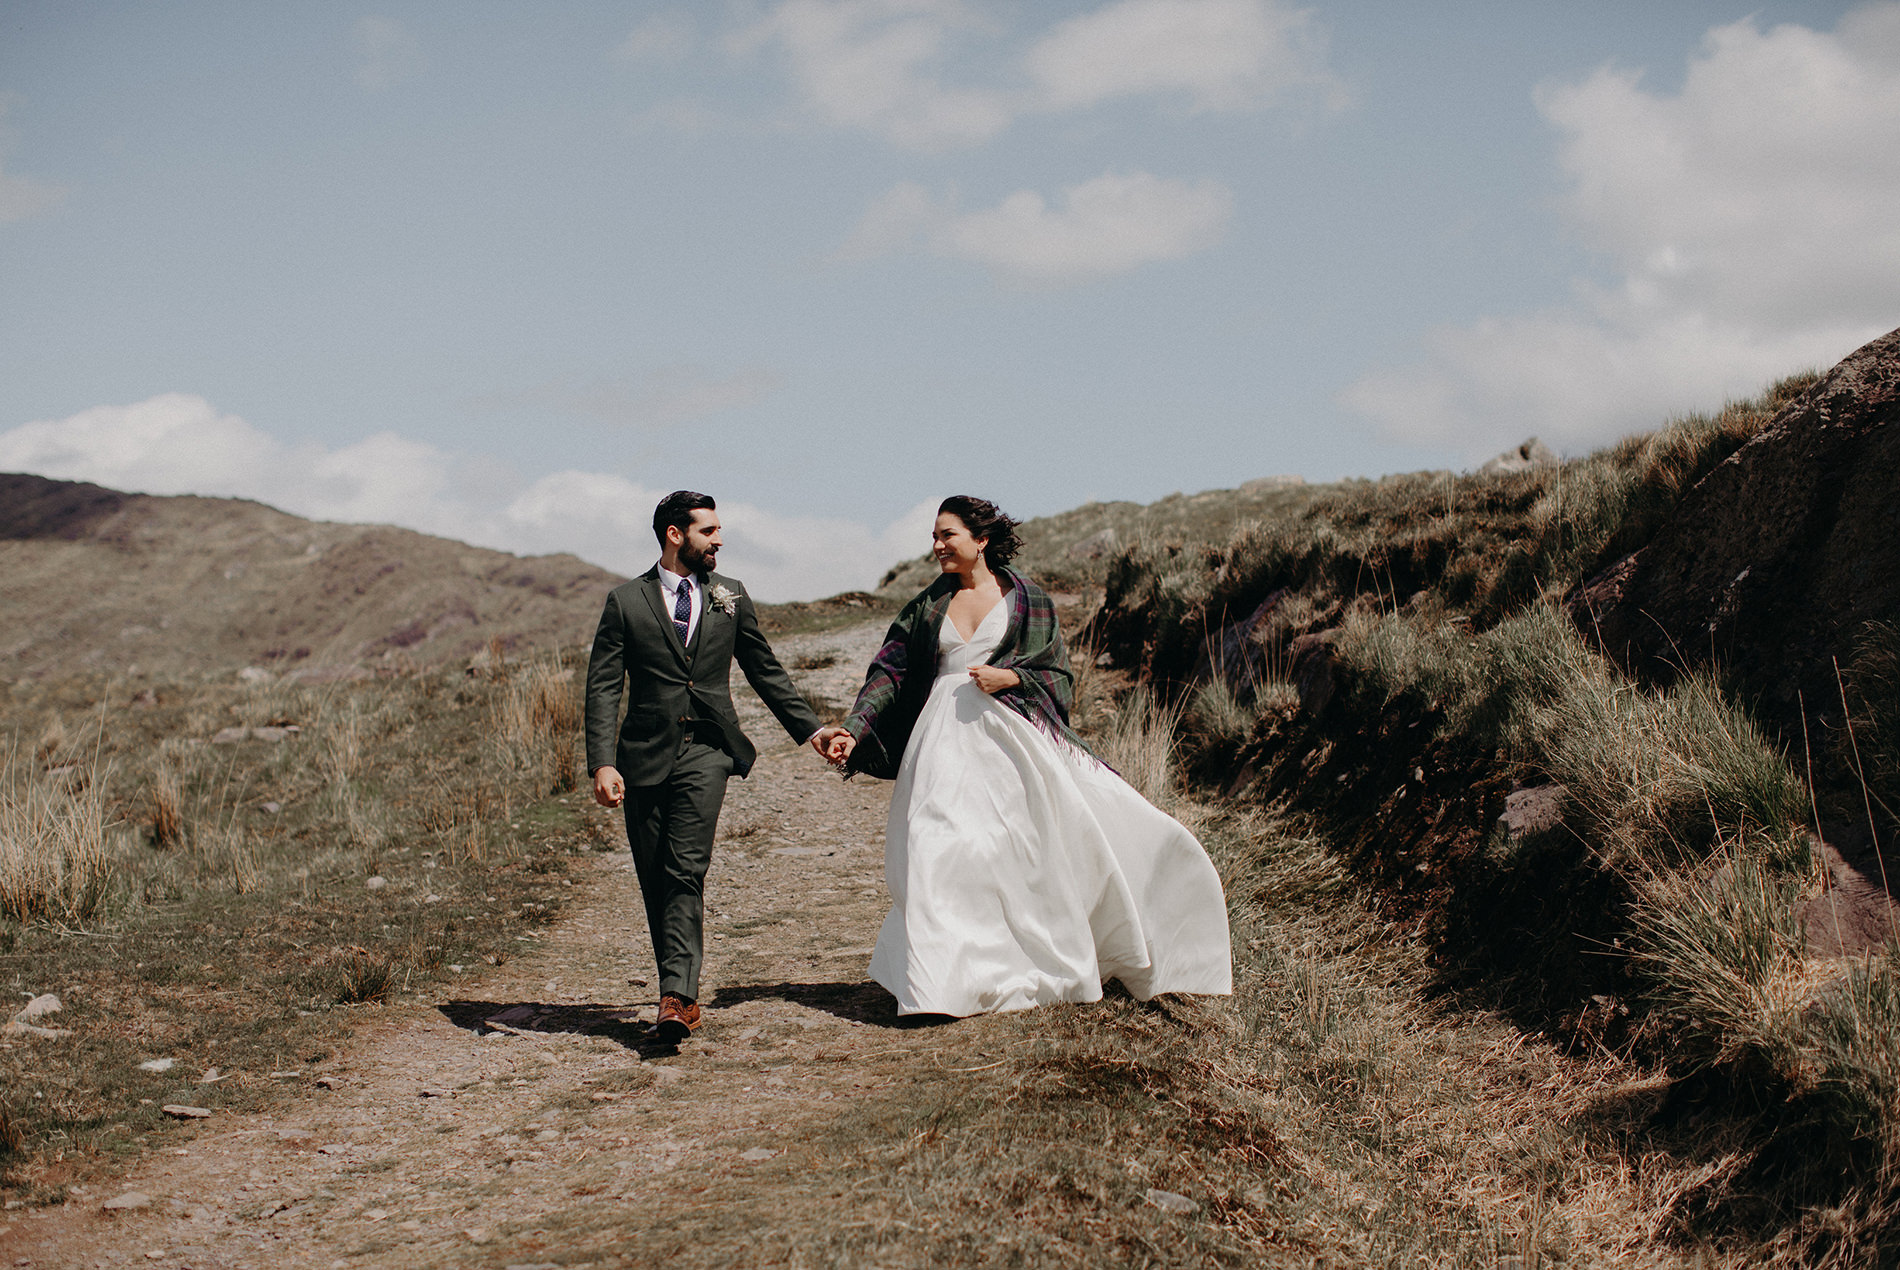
[652,490,716,545]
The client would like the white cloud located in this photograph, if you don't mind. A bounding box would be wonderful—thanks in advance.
[1344,4,1900,459]
[739,0,1338,149]
[737,0,1012,150]
[475,365,784,428]
[0,394,923,601]
[0,394,279,494]
[1026,0,1345,114]
[616,12,695,62]
[354,16,422,91]
[842,170,1233,285]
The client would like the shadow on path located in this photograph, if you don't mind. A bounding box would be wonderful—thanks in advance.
[435,999,683,1058]
[708,979,957,1029]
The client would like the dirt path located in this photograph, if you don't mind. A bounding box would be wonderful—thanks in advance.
[2,620,982,1269]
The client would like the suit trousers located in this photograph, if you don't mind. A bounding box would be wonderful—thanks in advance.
[623,737,733,1002]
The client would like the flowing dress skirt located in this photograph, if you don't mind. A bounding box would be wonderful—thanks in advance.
[868,602,1232,1016]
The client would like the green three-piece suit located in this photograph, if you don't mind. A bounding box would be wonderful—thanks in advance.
[584,566,821,1002]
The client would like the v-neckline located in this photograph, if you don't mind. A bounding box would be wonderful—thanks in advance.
[948,592,1005,644]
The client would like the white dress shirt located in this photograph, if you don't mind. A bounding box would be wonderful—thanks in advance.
[657,564,702,647]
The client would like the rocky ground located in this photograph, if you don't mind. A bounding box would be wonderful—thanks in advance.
[0,619,1022,1269]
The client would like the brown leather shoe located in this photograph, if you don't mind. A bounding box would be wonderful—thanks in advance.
[655,993,701,1043]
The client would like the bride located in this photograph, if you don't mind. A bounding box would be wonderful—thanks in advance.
[822,495,1232,1017]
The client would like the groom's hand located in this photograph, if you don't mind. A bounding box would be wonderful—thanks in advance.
[592,766,626,808]
[812,726,851,763]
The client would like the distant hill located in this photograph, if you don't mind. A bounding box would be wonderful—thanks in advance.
[1,468,1358,683]
[876,475,1324,597]
[0,473,623,682]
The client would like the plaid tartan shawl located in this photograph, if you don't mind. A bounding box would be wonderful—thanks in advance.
[843,567,1093,779]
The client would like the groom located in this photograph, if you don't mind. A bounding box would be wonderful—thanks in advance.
[586,491,841,1042]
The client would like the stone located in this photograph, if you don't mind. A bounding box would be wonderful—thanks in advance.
[2,1020,72,1040]
[211,726,249,744]
[739,1147,778,1161]
[365,876,388,891]
[237,667,274,684]
[161,1105,212,1119]
[249,726,296,742]
[1144,1187,1200,1215]
[1497,784,1567,840]
[139,1057,175,1073]
[103,1191,153,1211]
[1479,437,1558,474]
[464,1227,494,1244]
[262,801,282,814]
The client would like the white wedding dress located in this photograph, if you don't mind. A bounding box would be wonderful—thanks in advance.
[867,600,1233,1016]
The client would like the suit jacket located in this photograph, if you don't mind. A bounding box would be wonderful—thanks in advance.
[584,566,821,785]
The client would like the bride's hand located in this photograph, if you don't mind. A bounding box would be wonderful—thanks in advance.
[967,665,1021,695]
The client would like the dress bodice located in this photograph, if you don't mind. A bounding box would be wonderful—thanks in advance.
[937,598,1006,676]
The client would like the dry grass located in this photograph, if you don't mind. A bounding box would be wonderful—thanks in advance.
[489,653,583,796]
[0,741,114,924]
[1094,684,1189,811]
[0,656,611,1201]
[1078,366,1900,1259]
[757,674,1730,1265]
[782,793,1733,1267]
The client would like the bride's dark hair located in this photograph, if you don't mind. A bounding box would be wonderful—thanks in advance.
[939,495,1023,570]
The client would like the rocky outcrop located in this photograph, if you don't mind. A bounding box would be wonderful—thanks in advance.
[1480,438,1557,475]
[1567,325,1900,747]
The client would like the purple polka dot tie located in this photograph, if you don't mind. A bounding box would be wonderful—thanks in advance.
[673,579,691,645]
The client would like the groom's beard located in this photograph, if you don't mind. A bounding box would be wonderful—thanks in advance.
[679,541,716,575]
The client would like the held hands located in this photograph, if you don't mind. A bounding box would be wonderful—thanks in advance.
[592,765,626,809]
[967,665,1021,695]
[814,726,856,765]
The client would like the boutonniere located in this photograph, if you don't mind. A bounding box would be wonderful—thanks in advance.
[707,583,739,616]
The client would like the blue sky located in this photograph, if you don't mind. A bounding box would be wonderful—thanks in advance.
[3,1,1896,598]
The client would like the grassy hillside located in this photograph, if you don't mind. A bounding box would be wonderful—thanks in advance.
[0,474,622,682]
[1088,370,1900,1263]
[0,648,606,1203]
